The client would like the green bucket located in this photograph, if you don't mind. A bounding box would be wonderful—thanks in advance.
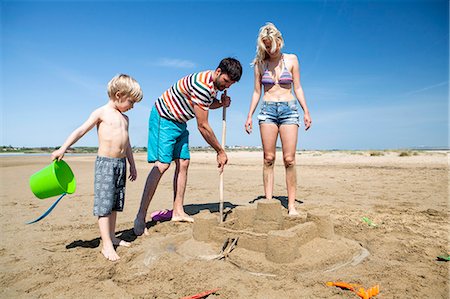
[29,160,76,199]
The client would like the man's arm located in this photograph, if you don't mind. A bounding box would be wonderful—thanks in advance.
[209,91,231,110]
[209,98,223,109]
[193,104,227,172]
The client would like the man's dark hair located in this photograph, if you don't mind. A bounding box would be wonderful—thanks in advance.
[217,57,242,82]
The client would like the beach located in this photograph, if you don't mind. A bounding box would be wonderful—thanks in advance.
[0,150,448,298]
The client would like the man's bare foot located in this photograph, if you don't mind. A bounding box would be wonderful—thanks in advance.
[111,237,130,247]
[133,218,146,236]
[101,246,120,261]
[171,213,194,223]
[288,207,299,216]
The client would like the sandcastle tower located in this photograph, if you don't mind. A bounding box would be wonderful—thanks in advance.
[193,199,335,263]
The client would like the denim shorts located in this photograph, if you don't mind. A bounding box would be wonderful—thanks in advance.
[257,100,300,126]
[147,106,190,164]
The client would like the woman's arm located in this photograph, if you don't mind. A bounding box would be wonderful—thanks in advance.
[245,65,263,134]
[291,54,312,130]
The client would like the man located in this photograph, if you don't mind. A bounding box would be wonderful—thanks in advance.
[134,57,242,235]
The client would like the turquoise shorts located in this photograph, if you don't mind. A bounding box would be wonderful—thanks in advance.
[147,106,190,164]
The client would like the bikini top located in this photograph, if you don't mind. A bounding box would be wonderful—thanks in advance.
[261,55,293,86]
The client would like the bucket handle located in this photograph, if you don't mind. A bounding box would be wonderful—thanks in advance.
[26,193,67,224]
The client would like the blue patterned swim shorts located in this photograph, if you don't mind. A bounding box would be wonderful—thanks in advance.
[93,156,126,216]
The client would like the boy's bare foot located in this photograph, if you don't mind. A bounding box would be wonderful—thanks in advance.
[101,246,120,261]
[288,207,299,216]
[111,237,130,247]
[133,218,146,236]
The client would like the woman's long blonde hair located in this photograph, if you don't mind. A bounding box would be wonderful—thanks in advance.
[252,22,284,67]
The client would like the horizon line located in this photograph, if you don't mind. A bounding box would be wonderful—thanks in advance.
[1,145,449,151]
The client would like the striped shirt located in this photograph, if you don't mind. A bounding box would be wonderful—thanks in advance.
[155,70,217,123]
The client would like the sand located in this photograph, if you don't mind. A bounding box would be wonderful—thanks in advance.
[0,151,448,298]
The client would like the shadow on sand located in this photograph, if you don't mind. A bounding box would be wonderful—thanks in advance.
[65,201,240,249]
[65,222,158,249]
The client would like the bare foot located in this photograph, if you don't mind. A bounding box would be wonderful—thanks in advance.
[288,208,299,216]
[101,246,120,261]
[111,237,130,247]
[171,214,194,223]
[133,218,146,236]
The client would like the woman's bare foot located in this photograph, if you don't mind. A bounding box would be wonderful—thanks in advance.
[101,245,120,261]
[288,207,299,216]
[111,237,130,247]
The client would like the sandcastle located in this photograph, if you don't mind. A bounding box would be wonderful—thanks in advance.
[193,199,336,264]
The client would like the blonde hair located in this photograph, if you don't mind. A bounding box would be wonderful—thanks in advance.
[252,22,284,67]
[107,74,143,102]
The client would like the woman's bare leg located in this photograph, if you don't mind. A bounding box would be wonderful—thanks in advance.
[279,124,299,215]
[260,124,279,200]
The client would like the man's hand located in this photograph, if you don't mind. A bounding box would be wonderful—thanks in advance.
[217,150,228,173]
[220,90,231,108]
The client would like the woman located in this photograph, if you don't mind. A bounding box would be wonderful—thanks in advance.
[245,22,311,215]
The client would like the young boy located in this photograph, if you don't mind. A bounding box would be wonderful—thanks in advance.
[51,74,143,261]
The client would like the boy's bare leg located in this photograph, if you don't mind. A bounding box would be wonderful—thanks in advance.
[260,124,278,201]
[98,215,120,261]
[109,211,130,247]
[171,159,193,222]
[280,124,299,216]
[134,162,169,235]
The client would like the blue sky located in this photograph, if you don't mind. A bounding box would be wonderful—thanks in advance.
[2,0,448,150]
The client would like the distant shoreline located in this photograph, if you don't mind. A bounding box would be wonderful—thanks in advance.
[0,146,448,157]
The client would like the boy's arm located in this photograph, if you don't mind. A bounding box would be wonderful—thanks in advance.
[125,138,137,181]
[51,109,101,161]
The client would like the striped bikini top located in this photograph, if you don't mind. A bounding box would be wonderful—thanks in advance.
[261,55,293,86]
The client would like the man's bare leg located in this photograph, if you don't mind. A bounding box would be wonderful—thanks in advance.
[134,162,170,235]
[171,159,193,222]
